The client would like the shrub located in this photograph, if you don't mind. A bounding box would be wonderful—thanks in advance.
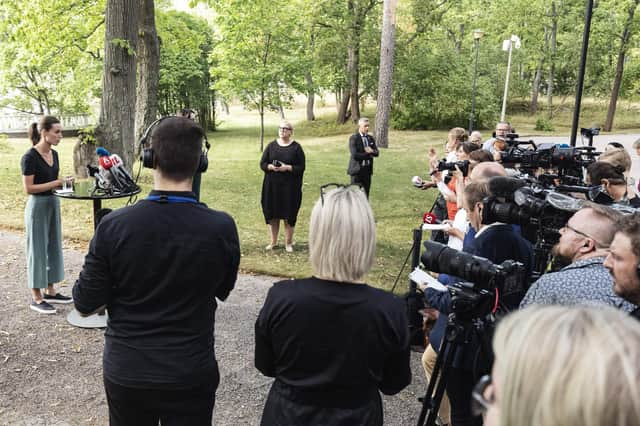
[534,117,554,132]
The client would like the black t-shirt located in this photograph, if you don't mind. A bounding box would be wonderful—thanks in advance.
[255,277,411,396]
[72,191,241,390]
[21,147,59,195]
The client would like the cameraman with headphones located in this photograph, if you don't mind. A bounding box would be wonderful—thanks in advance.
[73,117,240,425]
[604,213,640,320]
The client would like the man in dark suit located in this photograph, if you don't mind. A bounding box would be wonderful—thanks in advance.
[347,117,379,198]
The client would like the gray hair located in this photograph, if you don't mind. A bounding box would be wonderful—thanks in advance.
[309,186,375,282]
[358,117,370,126]
[493,305,640,426]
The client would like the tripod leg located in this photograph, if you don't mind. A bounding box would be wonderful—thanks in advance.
[417,337,457,426]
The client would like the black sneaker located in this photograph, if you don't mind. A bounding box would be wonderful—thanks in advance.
[30,300,57,314]
[43,293,73,304]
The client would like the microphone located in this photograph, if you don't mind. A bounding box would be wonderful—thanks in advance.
[96,147,110,157]
[99,155,113,170]
[488,176,527,200]
[412,176,424,188]
[423,212,441,225]
[107,154,136,191]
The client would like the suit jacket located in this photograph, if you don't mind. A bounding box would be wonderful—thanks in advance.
[347,132,379,176]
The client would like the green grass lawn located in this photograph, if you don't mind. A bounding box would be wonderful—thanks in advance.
[2,102,637,292]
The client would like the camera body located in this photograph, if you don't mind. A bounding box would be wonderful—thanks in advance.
[436,160,470,177]
[420,241,527,318]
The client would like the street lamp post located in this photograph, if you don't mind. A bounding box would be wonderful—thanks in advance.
[469,29,484,133]
[500,34,521,122]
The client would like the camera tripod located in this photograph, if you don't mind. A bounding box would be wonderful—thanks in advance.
[416,295,494,426]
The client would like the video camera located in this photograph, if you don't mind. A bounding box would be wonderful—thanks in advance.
[499,142,599,174]
[435,159,470,177]
[421,241,527,318]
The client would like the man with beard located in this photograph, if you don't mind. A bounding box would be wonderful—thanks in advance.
[603,213,640,320]
[521,203,634,311]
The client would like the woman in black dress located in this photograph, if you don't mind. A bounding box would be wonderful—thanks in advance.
[260,120,305,252]
[255,185,411,425]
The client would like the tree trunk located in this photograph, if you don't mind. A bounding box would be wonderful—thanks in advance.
[305,72,315,121]
[374,0,397,148]
[337,78,351,124]
[604,0,639,132]
[348,37,361,123]
[95,0,139,169]
[135,0,159,152]
[546,1,557,119]
[530,56,544,114]
[259,98,265,152]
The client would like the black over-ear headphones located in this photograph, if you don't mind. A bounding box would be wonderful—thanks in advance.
[140,116,210,173]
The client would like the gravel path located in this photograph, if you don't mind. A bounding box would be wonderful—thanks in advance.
[0,230,428,425]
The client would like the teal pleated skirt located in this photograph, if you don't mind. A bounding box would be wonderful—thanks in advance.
[24,195,64,289]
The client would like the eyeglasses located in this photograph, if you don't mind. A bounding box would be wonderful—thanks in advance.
[279,127,292,131]
[320,183,363,205]
[471,375,495,416]
[563,223,609,248]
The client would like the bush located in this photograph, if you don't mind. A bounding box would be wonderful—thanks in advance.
[534,117,554,132]
[391,41,500,130]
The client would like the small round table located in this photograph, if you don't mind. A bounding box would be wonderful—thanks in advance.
[55,179,141,328]
[54,179,141,229]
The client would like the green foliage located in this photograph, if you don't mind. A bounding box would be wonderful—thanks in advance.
[392,41,500,129]
[156,10,214,121]
[534,117,554,132]
[77,126,98,146]
[0,0,104,115]
[110,38,136,56]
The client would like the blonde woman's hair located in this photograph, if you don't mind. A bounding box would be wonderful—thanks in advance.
[448,127,469,143]
[280,120,293,132]
[309,186,375,282]
[493,305,640,426]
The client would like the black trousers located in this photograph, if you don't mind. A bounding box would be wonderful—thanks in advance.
[351,169,372,198]
[104,376,216,426]
[446,367,482,426]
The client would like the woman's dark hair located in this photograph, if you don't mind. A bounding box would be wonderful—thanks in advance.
[28,115,60,145]
[457,141,481,155]
[469,149,494,163]
[587,161,626,185]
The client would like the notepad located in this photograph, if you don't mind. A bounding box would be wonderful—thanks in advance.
[409,267,448,292]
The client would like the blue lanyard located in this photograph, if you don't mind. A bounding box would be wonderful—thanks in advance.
[146,195,198,204]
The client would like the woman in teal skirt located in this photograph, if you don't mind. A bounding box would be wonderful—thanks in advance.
[21,116,72,314]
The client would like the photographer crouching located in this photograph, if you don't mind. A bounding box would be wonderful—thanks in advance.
[420,178,534,426]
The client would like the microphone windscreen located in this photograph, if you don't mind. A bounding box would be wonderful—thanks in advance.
[423,212,440,224]
[488,176,527,199]
[96,147,110,157]
[99,156,113,169]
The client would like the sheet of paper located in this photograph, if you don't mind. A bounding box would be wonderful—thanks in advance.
[409,267,448,292]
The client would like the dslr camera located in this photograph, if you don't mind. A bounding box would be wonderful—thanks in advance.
[436,160,470,177]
